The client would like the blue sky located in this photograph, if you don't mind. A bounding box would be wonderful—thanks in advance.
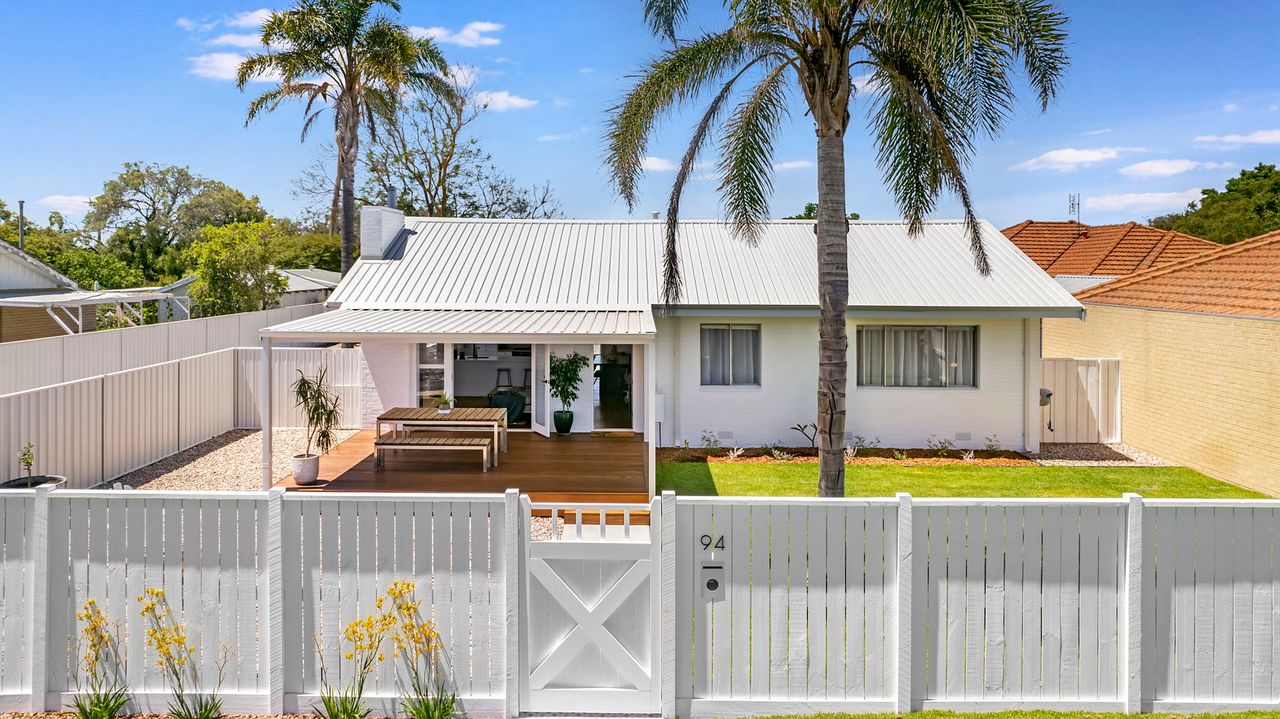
[2,1,1278,229]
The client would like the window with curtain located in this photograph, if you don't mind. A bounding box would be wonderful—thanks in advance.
[701,324,760,385]
[855,326,977,387]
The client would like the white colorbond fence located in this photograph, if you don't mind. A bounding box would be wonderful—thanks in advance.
[1042,358,1122,444]
[1,489,1279,717]
[0,347,361,488]
[0,304,326,396]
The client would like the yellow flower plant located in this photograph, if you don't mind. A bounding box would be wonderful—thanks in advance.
[315,599,395,719]
[71,599,129,719]
[385,581,457,719]
[137,588,227,719]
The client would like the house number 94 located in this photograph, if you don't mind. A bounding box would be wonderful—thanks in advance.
[700,534,725,550]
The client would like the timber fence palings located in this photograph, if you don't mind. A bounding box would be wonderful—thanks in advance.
[0,491,1278,717]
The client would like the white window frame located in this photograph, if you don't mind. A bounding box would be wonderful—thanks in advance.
[699,323,761,387]
[415,342,453,406]
[855,325,979,389]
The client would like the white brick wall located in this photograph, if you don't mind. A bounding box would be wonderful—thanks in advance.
[359,340,416,427]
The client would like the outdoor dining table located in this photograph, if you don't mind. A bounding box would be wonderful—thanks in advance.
[375,406,510,464]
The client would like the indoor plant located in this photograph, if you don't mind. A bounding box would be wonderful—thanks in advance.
[436,393,453,414]
[548,352,591,435]
[291,368,342,486]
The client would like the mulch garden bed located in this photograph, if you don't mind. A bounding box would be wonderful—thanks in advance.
[657,446,1036,467]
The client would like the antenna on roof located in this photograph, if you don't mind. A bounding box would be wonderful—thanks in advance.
[650,211,660,220]
[17,200,24,251]
[1068,193,1081,223]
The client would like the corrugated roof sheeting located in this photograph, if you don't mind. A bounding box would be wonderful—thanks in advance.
[261,307,657,339]
[327,218,1082,313]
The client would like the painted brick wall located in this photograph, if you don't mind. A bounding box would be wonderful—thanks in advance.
[654,315,1030,450]
[1043,305,1280,496]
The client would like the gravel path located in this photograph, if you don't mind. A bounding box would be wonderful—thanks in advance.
[1031,442,1175,467]
[116,428,358,491]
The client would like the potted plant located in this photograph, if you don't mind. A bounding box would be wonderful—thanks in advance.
[548,351,591,435]
[436,393,454,414]
[2,442,67,489]
[292,368,342,486]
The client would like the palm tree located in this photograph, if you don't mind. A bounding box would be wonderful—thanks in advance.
[606,0,1068,496]
[237,0,453,273]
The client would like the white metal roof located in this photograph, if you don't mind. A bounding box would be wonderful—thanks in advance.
[326,218,1083,317]
[0,288,173,308]
[1054,275,1117,295]
[260,307,656,343]
[0,241,78,290]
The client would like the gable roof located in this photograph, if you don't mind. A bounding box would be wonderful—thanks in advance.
[0,241,78,290]
[1001,220,1218,277]
[1074,230,1280,318]
[327,218,1082,317]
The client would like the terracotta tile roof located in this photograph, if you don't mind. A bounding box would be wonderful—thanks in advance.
[1001,220,1219,277]
[1074,230,1280,318]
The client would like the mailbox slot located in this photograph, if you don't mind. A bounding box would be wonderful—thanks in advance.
[700,560,725,601]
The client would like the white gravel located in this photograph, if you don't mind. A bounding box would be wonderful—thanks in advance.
[1031,442,1175,467]
[116,428,358,491]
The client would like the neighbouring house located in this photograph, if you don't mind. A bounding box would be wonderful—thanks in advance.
[160,266,341,318]
[1002,220,1219,293]
[1042,230,1280,495]
[259,206,1082,481]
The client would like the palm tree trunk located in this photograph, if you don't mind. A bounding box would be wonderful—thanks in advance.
[339,129,358,274]
[815,130,848,497]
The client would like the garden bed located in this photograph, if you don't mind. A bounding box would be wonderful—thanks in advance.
[656,445,1034,466]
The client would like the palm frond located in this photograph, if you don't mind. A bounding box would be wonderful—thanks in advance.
[717,62,790,245]
[643,0,689,41]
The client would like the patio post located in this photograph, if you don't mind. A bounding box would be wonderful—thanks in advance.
[261,336,273,491]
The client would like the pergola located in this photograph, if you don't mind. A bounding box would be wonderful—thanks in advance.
[0,288,176,334]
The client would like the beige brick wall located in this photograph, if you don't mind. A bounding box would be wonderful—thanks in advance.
[0,305,97,343]
[1043,305,1280,496]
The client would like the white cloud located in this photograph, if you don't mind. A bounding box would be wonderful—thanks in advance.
[38,195,92,214]
[473,90,537,111]
[1083,128,1112,136]
[552,97,570,107]
[773,160,814,171]
[1195,129,1280,145]
[207,33,261,48]
[412,21,503,47]
[1223,102,1241,113]
[578,67,595,74]
[537,127,589,142]
[1012,146,1145,172]
[1119,159,1233,179]
[188,52,278,81]
[641,156,677,172]
[227,8,272,28]
[1083,188,1201,213]
[852,72,882,94]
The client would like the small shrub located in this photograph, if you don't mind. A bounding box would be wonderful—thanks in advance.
[961,449,976,462]
[138,588,228,719]
[315,599,397,719]
[790,423,817,448]
[984,435,1001,452]
[700,430,722,451]
[18,442,34,478]
[926,434,955,457]
[844,445,859,460]
[769,447,793,462]
[851,435,881,449]
[725,446,745,461]
[72,599,129,719]
[892,449,909,461]
[386,581,457,719]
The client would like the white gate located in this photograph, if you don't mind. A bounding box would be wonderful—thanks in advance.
[520,501,659,713]
[1041,358,1122,443]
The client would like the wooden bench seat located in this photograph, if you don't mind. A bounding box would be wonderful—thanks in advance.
[374,432,492,471]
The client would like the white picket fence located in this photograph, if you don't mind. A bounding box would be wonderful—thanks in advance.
[0,304,326,396]
[1042,358,1122,444]
[0,489,1278,717]
[0,347,361,488]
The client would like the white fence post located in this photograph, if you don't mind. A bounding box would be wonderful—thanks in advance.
[1123,493,1144,713]
[659,491,677,719]
[503,489,520,719]
[894,492,915,714]
[28,484,52,712]
[262,487,285,714]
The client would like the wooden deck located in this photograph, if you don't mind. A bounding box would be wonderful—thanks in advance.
[276,429,649,502]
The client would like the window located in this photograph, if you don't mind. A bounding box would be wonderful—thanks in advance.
[417,343,445,407]
[856,325,977,388]
[701,324,760,386]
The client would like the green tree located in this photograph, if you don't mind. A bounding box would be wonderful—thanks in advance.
[784,202,859,220]
[187,222,289,316]
[1150,163,1280,244]
[268,231,344,271]
[50,249,145,289]
[83,162,267,281]
[606,0,1068,495]
[237,0,454,274]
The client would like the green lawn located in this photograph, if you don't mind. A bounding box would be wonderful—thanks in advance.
[656,462,1266,499]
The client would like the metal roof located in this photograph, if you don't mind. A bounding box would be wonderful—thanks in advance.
[260,307,656,343]
[327,218,1083,317]
[0,240,78,290]
[0,288,173,308]
[1054,275,1116,294]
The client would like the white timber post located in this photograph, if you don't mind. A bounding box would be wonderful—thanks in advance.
[1123,493,1144,713]
[503,489,520,718]
[659,491,677,718]
[262,487,285,714]
[28,483,52,712]
[261,336,273,491]
[894,492,915,714]
[1023,318,1043,454]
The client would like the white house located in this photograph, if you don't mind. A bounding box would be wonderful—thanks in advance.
[260,206,1082,481]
